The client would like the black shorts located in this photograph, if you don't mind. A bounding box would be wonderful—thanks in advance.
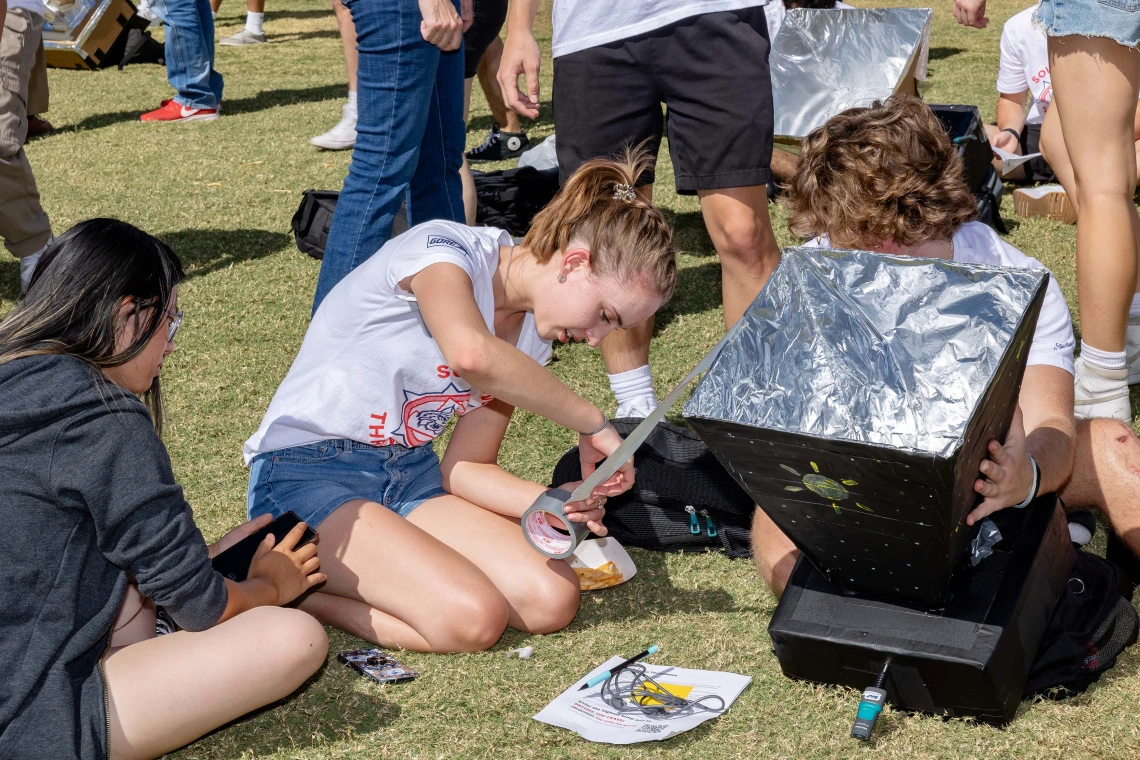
[463,0,507,79]
[1019,123,1057,184]
[552,6,773,194]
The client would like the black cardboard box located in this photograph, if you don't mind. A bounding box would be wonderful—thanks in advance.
[767,496,1075,725]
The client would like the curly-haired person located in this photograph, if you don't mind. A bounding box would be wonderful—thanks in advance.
[753,94,1140,597]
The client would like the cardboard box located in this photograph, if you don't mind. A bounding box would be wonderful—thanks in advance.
[44,0,138,70]
[767,497,1074,725]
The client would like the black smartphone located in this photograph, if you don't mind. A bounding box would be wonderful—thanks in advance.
[338,649,419,685]
[211,511,318,582]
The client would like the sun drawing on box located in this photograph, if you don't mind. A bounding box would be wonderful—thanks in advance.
[780,462,872,515]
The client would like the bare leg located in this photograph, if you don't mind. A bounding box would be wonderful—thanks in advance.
[750,507,797,598]
[601,185,656,375]
[333,0,357,92]
[697,185,782,329]
[1060,419,1140,558]
[769,149,799,184]
[461,79,477,224]
[103,605,327,760]
[296,496,575,652]
[248,0,263,11]
[210,0,222,12]
[476,36,521,133]
[1049,36,1140,353]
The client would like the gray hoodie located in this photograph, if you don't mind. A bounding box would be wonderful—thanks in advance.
[0,353,228,760]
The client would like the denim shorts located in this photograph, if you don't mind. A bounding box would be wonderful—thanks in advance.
[247,439,447,527]
[1036,0,1140,49]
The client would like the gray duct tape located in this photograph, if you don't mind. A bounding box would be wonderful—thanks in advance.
[521,328,736,559]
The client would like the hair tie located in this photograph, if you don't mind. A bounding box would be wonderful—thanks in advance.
[612,183,636,202]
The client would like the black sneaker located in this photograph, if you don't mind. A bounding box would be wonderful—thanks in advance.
[466,124,530,162]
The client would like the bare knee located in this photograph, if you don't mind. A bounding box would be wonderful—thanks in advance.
[437,591,510,652]
[243,607,329,687]
[710,212,768,265]
[513,561,580,635]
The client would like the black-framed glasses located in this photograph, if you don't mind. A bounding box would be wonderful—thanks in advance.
[164,308,184,343]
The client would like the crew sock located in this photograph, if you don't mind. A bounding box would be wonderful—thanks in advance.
[246,10,264,35]
[609,365,657,419]
[1080,340,1126,372]
[346,89,358,112]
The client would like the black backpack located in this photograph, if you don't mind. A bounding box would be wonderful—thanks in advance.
[290,190,408,260]
[473,166,560,236]
[1025,549,1140,698]
[550,419,756,557]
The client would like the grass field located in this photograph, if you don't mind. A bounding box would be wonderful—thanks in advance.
[8,0,1140,757]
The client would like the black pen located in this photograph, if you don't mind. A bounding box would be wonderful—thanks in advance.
[579,645,660,690]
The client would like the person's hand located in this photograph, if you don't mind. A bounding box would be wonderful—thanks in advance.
[966,406,1034,526]
[497,30,542,119]
[246,521,326,605]
[554,480,608,536]
[418,0,463,50]
[461,0,472,32]
[952,0,988,28]
[990,129,1019,154]
[579,422,635,497]
[207,513,272,559]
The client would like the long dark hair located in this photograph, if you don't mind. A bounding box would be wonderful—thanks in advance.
[0,218,185,434]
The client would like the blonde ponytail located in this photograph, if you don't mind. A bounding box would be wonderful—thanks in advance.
[523,146,677,302]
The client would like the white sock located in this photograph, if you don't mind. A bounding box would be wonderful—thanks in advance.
[346,90,357,110]
[609,365,657,419]
[1131,293,1140,320]
[211,10,216,21]
[245,10,263,35]
[1080,340,1126,371]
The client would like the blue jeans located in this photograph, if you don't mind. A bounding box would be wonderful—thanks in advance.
[311,0,466,311]
[149,0,223,109]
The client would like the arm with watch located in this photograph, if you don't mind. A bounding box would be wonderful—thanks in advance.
[965,365,1077,526]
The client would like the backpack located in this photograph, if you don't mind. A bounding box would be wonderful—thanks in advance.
[472,166,560,236]
[550,419,756,557]
[290,191,408,260]
[1025,549,1139,698]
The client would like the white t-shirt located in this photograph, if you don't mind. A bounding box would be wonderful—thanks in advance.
[764,1,854,45]
[552,0,768,59]
[243,222,552,462]
[805,222,1075,374]
[996,7,1053,125]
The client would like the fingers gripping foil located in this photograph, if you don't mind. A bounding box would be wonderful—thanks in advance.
[523,488,587,559]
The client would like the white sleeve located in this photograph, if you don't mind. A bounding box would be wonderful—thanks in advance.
[995,23,1028,95]
[1026,273,1076,375]
[384,222,481,295]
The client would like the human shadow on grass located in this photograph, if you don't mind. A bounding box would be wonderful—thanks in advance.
[188,660,401,757]
[929,46,965,61]
[160,228,292,279]
[53,84,346,134]
[261,29,343,43]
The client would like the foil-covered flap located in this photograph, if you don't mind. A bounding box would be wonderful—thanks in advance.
[683,248,1049,457]
[772,7,934,141]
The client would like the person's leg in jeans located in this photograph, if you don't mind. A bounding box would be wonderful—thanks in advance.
[410,40,465,227]
[148,0,223,110]
[0,9,52,290]
[312,0,463,311]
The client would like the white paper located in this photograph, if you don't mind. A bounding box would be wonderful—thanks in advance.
[533,656,751,744]
[992,145,1041,176]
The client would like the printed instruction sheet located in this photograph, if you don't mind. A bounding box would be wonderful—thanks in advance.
[533,656,751,744]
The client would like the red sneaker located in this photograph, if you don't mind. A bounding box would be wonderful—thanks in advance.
[140,99,219,123]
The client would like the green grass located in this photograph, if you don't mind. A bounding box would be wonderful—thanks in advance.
[8,0,1140,757]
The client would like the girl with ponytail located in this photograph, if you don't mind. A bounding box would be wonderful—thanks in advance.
[245,149,676,653]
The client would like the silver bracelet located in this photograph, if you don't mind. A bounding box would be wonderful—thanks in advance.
[1013,453,1040,509]
[579,415,609,437]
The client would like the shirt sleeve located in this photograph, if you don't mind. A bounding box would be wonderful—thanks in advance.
[51,402,228,631]
[996,22,1028,95]
[385,223,482,296]
[1026,273,1076,375]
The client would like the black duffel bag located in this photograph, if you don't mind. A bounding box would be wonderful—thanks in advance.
[473,166,560,236]
[291,190,408,260]
[550,418,755,557]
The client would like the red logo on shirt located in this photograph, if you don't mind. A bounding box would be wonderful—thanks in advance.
[394,383,472,446]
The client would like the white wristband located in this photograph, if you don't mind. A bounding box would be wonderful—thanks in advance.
[1013,453,1040,509]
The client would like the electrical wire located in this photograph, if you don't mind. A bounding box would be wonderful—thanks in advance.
[598,664,726,719]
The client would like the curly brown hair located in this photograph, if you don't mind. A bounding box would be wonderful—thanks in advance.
[783,94,978,250]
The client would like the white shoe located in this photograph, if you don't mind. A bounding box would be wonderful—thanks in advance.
[19,236,52,293]
[310,104,357,150]
[1126,317,1140,385]
[1074,354,1132,422]
[219,28,267,46]
[1012,184,1077,225]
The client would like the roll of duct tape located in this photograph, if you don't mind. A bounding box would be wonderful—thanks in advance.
[522,488,586,559]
